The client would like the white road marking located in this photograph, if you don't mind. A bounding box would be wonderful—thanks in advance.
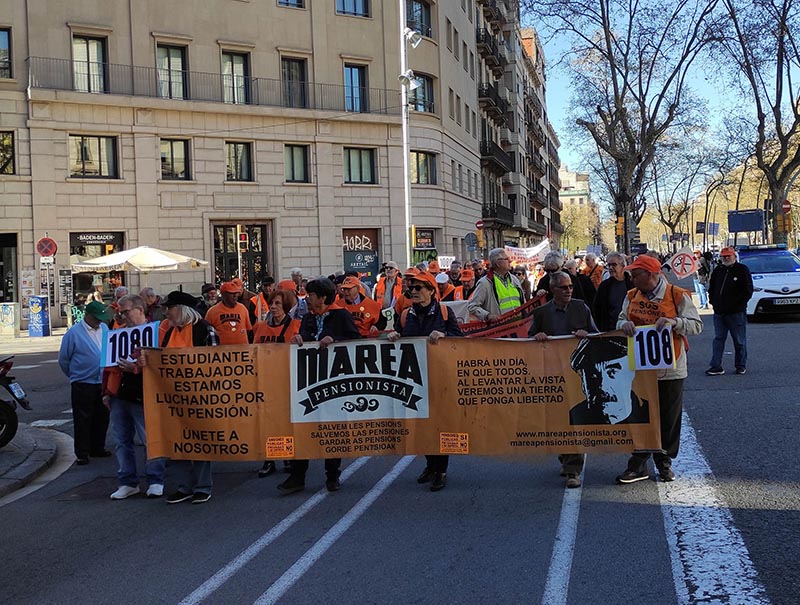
[179,457,372,605]
[42,359,59,363]
[541,463,584,605]
[30,419,71,427]
[0,430,75,507]
[61,409,72,414]
[12,365,40,370]
[660,412,769,604]
[253,455,414,605]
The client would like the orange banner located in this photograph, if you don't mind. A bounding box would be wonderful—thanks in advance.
[143,334,661,461]
[462,295,545,338]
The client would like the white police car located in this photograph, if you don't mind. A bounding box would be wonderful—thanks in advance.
[737,245,800,317]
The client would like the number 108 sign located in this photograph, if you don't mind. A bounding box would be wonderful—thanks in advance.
[628,325,675,370]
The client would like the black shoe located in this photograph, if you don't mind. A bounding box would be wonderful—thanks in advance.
[565,473,581,488]
[277,477,305,495]
[90,450,112,458]
[166,490,193,504]
[615,469,650,484]
[658,466,676,482]
[326,477,341,492]
[76,457,89,466]
[430,472,447,492]
[258,461,276,478]
[735,367,746,375]
[283,461,292,473]
[417,467,435,484]
[705,367,725,376]
[191,492,212,504]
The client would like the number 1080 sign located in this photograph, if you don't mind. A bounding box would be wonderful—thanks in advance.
[629,325,675,370]
[101,321,160,368]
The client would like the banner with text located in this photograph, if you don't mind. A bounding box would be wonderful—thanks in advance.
[143,334,661,461]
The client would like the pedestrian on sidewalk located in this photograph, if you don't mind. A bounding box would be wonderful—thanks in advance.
[693,250,711,310]
[706,247,753,376]
[58,300,113,465]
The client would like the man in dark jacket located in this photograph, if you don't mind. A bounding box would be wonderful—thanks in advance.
[706,247,753,376]
[280,277,361,495]
[592,252,633,331]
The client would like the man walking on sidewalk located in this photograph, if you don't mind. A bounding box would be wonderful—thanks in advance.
[706,247,753,376]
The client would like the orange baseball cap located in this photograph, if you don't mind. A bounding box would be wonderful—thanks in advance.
[277,279,297,291]
[428,260,440,273]
[403,267,421,278]
[220,280,243,293]
[409,272,437,291]
[341,276,360,288]
[625,255,663,274]
[460,269,475,280]
[720,247,735,256]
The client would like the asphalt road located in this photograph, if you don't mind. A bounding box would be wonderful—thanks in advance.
[1,312,798,604]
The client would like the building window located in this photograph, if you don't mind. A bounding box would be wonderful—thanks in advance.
[409,74,434,113]
[156,45,186,100]
[0,131,14,175]
[456,95,462,124]
[451,160,456,189]
[69,135,117,178]
[160,139,189,180]
[281,57,308,108]
[410,151,436,185]
[222,51,249,104]
[336,0,370,17]
[406,0,432,38]
[285,144,309,183]
[469,51,475,79]
[226,142,252,181]
[279,0,305,6]
[344,147,376,184]
[446,20,452,50]
[344,64,368,112]
[72,36,106,93]
[453,31,460,60]
[463,42,468,71]
[465,106,471,133]
[458,164,463,192]
[0,29,11,79]
[448,89,454,118]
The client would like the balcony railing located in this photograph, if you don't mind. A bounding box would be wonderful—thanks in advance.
[476,28,500,66]
[478,81,508,123]
[527,216,547,235]
[482,202,515,226]
[28,56,400,115]
[480,139,513,175]
[407,18,433,39]
[480,0,503,25]
[551,222,565,234]
[531,153,546,176]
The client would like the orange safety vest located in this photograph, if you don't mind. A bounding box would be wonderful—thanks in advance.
[338,296,384,337]
[374,275,403,306]
[165,324,195,348]
[252,292,270,322]
[626,284,689,359]
[399,303,449,329]
[252,317,301,343]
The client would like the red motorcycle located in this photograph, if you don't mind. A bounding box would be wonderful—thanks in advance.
[0,356,32,448]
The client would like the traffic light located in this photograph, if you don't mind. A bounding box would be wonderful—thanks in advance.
[476,229,484,248]
[238,231,249,252]
[786,212,793,231]
[615,216,624,236]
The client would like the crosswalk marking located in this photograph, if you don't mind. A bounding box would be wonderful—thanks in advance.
[30,419,71,427]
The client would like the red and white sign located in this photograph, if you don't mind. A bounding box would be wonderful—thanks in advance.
[36,237,58,257]
[475,220,484,230]
[782,200,792,214]
[666,246,697,279]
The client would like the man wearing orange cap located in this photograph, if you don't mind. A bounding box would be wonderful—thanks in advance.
[616,254,702,484]
[459,269,477,299]
[277,278,308,320]
[337,275,387,337]
[204,280,253,345]
[706,247,752,376]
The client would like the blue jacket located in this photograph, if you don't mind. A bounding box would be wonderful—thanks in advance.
[58,321,103,384]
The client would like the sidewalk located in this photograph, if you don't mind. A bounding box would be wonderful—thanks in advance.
[0,424,59,498]
[0,328,67,356]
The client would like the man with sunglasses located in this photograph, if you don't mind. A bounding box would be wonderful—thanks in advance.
[592,252,633,331]
[529,271,598,488]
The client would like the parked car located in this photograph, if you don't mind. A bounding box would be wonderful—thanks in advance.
[737,244,800,317]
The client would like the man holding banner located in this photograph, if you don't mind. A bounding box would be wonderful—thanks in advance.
[616,255,702,484]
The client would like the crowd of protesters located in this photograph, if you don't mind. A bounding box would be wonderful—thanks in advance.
[59,246,710,502]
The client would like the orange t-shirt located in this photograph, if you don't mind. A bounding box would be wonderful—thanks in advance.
[204,302,252,345]
[252,317,301,343]
[337,296,384,337]
[164,323,195,348]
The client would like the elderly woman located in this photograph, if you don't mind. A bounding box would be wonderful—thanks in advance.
[157,291,220,504]
[387,270,463,492]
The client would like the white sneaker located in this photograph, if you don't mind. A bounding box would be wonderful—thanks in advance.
[146,484,164,498]
[110,485,140,500]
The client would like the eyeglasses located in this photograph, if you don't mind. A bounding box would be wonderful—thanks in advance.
[555,285,574,290]
[408,284,426,292]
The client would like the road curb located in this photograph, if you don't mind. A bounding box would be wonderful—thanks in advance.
[0,424,59,499]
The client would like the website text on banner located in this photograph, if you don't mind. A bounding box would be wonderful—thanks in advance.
[142,335,661,461]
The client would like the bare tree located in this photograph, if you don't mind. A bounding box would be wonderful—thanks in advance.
[714,0,800,241]
[522,0,722,252]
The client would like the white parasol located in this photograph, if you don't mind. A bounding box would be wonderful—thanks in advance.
[71,246,209,273]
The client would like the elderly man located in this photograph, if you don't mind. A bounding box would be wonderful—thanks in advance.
[582,253,604,289]
[616,254,702,483]
[249,276,276,324]
[448,260,463,286]
[336,275,387,337]
[58,301,114,465]
[537,251,594,306]
[205,280,253,345]
[196,283,218,317]
[592,252,633,331]
[374,261,403,309]
[459,269,477,299]
[436,272,459,301]
[529,271,598,488]
[139,287,165,323]
[468,248,524,322]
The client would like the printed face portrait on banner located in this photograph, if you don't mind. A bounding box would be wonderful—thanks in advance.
[289,339,429,423]
[568,337,649,425]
